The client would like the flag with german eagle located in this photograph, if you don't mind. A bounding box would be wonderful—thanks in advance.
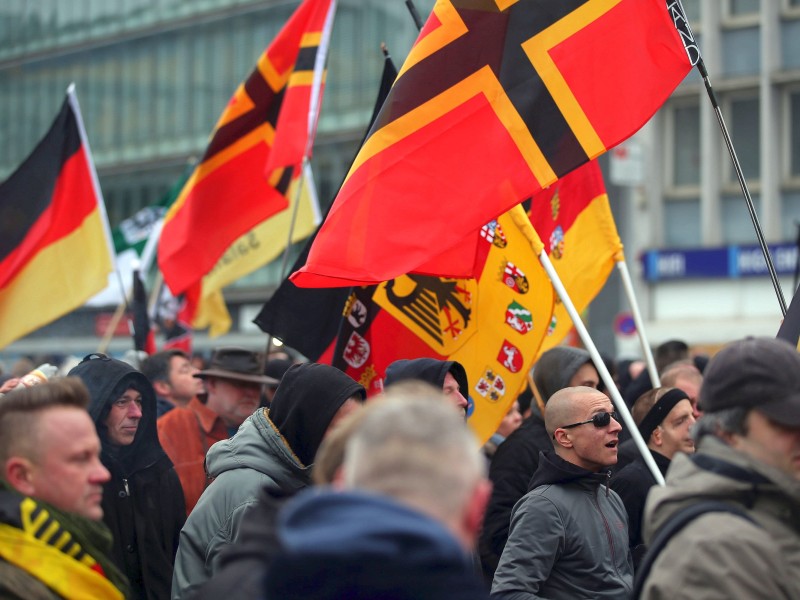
[324,206,555,443]
[530,158,623,356]
[290,0,693,289]
[158,0,335,297]
[0,86,115,350]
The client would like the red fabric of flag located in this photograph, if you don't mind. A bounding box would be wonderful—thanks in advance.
[158,0,334,296]
[0,91,113,349]
[291,0,691,288]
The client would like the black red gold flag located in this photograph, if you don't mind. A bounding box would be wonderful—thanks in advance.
[0,87,114,349]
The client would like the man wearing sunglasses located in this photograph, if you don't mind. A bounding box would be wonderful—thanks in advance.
[491,386,633,599]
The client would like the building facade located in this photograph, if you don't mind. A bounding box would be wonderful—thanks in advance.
[618,0,800,355]
[0,0,430,358]
[2,0,797,364]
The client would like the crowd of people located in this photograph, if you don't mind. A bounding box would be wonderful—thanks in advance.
[0,335,798,599]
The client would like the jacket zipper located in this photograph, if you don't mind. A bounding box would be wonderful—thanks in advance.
[123,478,130,496]
[593,487,618,575]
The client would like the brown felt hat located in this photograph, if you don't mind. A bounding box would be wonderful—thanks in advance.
[194,347,278,385]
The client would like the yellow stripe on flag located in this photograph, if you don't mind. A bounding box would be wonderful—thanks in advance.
[0,210,112,349]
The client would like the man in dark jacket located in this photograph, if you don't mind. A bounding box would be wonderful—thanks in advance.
[491,386,633,599]
[479,346,598,580]
[640,338,800,598]
[609,386,694,564]
[384,358,469,417]
[172,362,365,598]
[70,354,186,600]
[264,386,491,600]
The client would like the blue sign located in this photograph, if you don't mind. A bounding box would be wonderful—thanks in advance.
[641,243,798,282]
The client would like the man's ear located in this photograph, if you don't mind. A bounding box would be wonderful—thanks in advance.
[651,427,663,448]
[152,380,171,397]
[553,429,573,449]
[5,458,36,496]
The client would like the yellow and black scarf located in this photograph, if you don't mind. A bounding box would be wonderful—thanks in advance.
[0,482,128,599]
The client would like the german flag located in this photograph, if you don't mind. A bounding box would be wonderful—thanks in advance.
[291,0,692,288]
[0,88,114,350]
[529,158,623,355]
[158,0,336,296]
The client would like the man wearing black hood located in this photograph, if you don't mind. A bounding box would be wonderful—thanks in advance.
[69,353,186,600]
[171,362,365,599]
[384,358,469,417]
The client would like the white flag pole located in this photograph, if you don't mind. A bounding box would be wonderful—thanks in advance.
[539,251,665,486]
[65,83,124,309]
[616,259,660,387]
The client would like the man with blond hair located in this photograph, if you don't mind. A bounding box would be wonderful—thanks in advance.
[0,378,127,599]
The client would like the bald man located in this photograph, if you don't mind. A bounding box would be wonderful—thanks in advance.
[491,387,633,599]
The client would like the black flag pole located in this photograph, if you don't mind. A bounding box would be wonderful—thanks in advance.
[404,0,424,31]
[669,0,787,316]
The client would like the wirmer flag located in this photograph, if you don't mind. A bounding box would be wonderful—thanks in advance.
[158,0,336,296]
[310,205,554,444]
[0,86,115,349]
[529,158,623,356]
[291,0,693,288]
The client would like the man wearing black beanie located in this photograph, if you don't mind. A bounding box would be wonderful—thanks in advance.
[172,362,365,598]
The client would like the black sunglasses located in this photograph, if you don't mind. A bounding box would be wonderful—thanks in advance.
[560,411,618,430]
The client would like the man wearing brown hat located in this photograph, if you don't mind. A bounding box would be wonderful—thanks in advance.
[157,347,277,515]
[639,337,800,599]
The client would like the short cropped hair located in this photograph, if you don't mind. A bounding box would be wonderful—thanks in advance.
[0,377,90,465]
[660,361,702,387]
[140,349,188,384]
[342,383,485,523]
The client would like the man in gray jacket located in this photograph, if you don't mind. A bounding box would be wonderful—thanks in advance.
[491,386,633,599]
[170,363,365,599]
[640,337,800,599]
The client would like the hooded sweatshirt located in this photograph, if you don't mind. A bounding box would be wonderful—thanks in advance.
[264,488,488,600]
[384,358,469,398]
[491,451,632,600]
[532,346,593,402]
[69,354,185,600]
[171,363,365,599]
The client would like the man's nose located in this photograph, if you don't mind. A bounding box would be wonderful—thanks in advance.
[93,461,111,483]
[129,402,143,418]
[609,415,622,433]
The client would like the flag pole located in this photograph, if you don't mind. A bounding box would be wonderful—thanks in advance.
[66,83,127,314]
[616,259,660,387]
[541,251,665,486]
[509,205,664,484]
[404,0,424,31]
[669,1,786,315]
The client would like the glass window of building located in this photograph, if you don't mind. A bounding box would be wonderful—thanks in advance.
[664,199,701,247]
[681,0,701,23]
[726,95,760,184]
[722,193,761,244]
[790,90,800,177]
[671,101,701,187]
[727,0,760,17]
